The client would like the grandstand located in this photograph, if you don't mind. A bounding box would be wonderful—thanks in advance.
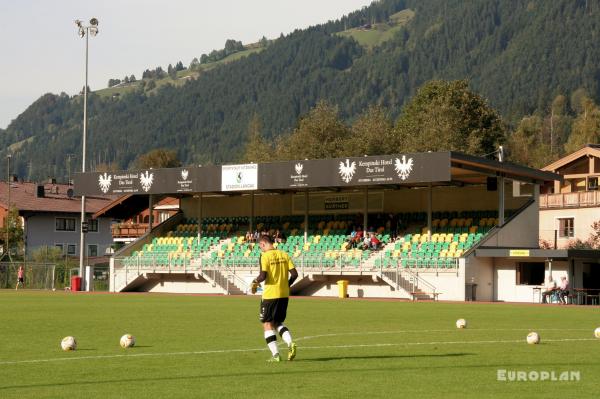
[77,151,600,302]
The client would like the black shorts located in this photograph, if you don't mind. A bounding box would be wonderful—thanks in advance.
[18,277,24,283]
[259,298,289,323]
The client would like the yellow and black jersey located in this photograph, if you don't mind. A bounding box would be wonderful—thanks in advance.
[260,249,295,299]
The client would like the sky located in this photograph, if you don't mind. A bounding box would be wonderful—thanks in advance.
[0,0,373,129]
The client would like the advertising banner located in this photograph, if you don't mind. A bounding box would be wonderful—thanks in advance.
[221,164,258,191]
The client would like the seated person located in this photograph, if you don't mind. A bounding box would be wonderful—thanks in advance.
[361,234,371,250]
[541,276,557,303]
[273,229,286,243]
[369,233,381,250]
[558,276,569,304]
[352,228,364,248]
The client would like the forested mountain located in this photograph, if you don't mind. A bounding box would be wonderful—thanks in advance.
[2,0,600,181]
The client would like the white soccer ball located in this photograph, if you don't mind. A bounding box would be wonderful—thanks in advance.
[594,327,600,339]
[61,336,77,351]
[120,334,135,348]
[526,332,540,345]
[456,318,467,329]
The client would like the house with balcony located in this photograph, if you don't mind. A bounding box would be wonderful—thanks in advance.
[93,195,179,244]
[540,144,600,248]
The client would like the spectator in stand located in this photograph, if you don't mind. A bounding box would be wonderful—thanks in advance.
[346,228,357,248]
[361,234,371,250]
[273,229,286,244]
[245,231,254,243]
[541,276,557,303]
[369,233,381,250]
[352,227,364,248]
[558,276,569,304]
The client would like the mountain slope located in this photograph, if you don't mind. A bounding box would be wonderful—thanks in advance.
[2,0,600,181]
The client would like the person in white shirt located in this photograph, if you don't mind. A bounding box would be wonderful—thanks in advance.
[541,276,557,304]
[558,276,569,304]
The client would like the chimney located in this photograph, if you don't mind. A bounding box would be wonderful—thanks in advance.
[36,185,45,198]
[10,175,18,182]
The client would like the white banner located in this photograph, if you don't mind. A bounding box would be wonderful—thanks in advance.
[221,164,258,191]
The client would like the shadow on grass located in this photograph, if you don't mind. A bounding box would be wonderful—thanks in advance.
[0,353,481,391]
[295,352,474,362]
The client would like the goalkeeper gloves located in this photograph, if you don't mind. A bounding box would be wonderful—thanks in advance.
[251,279,260,294]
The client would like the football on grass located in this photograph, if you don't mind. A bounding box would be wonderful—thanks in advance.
[594,327,600,339]
[456,318,467,329]
[61,336,77,351]
[526,332,540,344]
[120,334,135,348]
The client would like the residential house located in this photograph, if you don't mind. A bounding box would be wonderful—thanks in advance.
[539,144,600,248]
[0,179,114,260]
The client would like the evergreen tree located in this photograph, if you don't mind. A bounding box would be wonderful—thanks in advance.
[134,148,181,169]
[242,114,272,162]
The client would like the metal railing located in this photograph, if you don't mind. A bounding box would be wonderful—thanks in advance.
[540,190,600,209]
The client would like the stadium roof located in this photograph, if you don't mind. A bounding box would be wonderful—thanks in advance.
[74,151,561,198]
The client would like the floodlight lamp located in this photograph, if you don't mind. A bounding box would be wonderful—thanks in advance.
[90,27,98,36]
[75,19,83,28]
[90,18,98,26]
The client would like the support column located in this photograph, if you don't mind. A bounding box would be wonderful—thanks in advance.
[197,193,203,240]
[498,176,505,227]
[250,192,255,235]
[427,183,432,240]
[148,194,153,233]
[363,188,368,231]
[304,190,309,243]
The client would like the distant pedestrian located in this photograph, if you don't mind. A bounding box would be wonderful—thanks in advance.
[15,265,24,290]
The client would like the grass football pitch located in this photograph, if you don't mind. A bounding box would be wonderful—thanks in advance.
[0,291,598,398]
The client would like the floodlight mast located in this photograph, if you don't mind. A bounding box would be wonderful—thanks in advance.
[75,17,99,290]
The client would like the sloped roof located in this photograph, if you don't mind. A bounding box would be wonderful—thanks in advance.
[542,144,600,172]
[0,181,114,214]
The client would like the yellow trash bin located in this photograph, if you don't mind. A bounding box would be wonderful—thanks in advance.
[337,280,349,298]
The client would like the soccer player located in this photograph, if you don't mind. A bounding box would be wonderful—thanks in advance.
[15,265,24,290]
[251,234,298,362]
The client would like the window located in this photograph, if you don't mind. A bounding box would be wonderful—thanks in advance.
[67,244,76,255]
[558,218,574,238]
[56,218,76,231]
[55,244,64,253]
[516,262,545,285]
[88,244,98,257]
[588,177,598,191]
[87,219,98,232]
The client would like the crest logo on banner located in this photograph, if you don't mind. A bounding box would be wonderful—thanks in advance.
[394,155,414,180]
[140,171,154,192]
[98,173,112,193]
[295,163,303,175]
[181,169,189,180]
[338,159,356,183]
